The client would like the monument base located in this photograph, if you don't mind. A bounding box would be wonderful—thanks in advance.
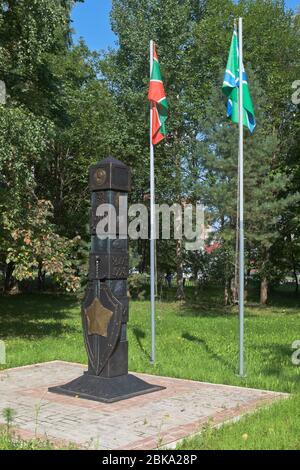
[48,373,165,403]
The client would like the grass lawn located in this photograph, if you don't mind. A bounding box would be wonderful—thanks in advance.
[0,284,300,450]
[0,427,55,450]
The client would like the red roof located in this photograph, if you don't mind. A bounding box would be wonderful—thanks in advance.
[205,243,221,254]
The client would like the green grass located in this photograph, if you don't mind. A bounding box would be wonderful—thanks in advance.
[178,394,300,450]
[0,284,300,449]
[0,427,55,450]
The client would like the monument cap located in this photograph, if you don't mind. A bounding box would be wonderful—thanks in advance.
[89,156,131,192]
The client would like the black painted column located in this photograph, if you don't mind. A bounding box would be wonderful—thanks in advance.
[49,157,163,403]
[85,157,130,378]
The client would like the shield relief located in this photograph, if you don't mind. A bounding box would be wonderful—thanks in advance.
[82,281,123,376]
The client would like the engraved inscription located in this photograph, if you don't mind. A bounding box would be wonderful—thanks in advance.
[111,256,129,278]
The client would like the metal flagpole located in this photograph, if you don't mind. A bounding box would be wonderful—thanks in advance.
[238,18,245,377]
[150,40,156,364]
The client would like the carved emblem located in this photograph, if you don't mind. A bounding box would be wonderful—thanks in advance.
[85,298,113,337]
[95,168,107,186]
[82,282,123,376]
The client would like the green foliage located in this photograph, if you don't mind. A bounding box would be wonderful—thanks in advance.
[128,273,149,300]
[4,200,82,292]
[2,407,16,434]
[0,0,300,296]
[105,0,206,199]
[195,0,300,129]
[0,105,53,195]
[0,425,55,450]
[0,0,69,75]
[35,41,119,238]
[192,75,298,294]
[103,0,300,294]
[0,1,116,291]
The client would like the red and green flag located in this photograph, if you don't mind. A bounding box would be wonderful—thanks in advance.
[148,46,168,145]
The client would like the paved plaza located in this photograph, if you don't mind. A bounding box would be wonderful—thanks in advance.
[0,361,288,450]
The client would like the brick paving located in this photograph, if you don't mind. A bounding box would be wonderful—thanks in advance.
[0,361,288,450]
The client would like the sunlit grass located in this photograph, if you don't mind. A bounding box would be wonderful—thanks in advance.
[178,394,300,450]
[0,426,55,450]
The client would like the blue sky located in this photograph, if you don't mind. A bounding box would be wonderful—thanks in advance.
[72,0,115,51]
[72,0,299,52]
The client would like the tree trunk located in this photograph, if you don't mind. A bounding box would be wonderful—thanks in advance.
[293,268,299,293]
[290,237,299,293]
[244,271,249,302]
[225,277,233,306]
[138,239,147,274]
[176,239,184,300]
[38,262,46,291]
[231,277,238,304]
[260,278,268,305]
[4,262,14,293]
[224,282,230,306]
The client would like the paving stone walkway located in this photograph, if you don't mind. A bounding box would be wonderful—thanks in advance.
[0,361,287,450]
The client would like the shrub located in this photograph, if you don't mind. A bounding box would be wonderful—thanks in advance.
[128,273,149,300]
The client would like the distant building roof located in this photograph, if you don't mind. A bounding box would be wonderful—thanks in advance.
[205,242,221,254]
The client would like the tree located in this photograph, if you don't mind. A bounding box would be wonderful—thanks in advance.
[0,1,101,291]
[103,0,207,298]
[35,41,119,238]
[4,200,81,292]
[193,70,298,304]
[193,0,300,132]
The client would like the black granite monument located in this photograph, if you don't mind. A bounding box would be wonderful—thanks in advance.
[49,157,163,403]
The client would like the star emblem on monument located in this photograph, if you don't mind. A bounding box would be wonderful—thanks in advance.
[85,297,113,337]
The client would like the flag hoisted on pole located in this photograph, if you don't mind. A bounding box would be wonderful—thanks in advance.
[222,25,256,134]
[148,44,168,145]
[222,19,256,377]
[148,42,168,363]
